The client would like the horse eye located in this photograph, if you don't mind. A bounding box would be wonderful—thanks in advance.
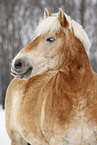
[46,37,56,42]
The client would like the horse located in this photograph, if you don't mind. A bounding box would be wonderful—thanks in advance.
[5,8,97,145]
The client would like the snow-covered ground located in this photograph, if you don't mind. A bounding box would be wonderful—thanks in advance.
[0,105,11,145]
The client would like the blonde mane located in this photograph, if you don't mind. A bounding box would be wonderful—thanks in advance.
[35,13,91,53]
[35,16,62,35]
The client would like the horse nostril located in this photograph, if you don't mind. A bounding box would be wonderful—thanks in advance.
[14,60,22,70]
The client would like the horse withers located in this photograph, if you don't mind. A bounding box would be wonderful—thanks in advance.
[5,8,97,145]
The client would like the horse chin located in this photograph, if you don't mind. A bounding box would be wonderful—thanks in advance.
[11,67,33,80]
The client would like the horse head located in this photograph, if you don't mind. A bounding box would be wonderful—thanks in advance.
[10,8,91,80]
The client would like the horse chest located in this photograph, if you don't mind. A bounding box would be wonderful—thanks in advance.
[56,124,97,145]
[41,97,97,145]
[14,83,97,145]
[42,112,97,145]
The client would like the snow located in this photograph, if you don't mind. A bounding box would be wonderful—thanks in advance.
[0,106,11,145]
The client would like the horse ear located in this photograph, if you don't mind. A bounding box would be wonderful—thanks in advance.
[44,8,51,18]
[58,8,69,27]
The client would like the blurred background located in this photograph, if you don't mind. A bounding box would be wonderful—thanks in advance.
[0,0,97,109]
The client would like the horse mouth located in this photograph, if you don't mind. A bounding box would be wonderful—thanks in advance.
[10,67,33,79]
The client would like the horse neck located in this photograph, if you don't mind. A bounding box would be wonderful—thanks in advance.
[29,39,94,95]
[57,39,94,94]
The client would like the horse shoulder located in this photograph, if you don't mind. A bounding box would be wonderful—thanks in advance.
[6,78,26,108]
[5,78,27,136]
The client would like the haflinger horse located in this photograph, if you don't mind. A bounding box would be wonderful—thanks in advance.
[5,8,97,145]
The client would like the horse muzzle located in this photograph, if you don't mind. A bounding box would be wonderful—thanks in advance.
[10,58,33,80]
